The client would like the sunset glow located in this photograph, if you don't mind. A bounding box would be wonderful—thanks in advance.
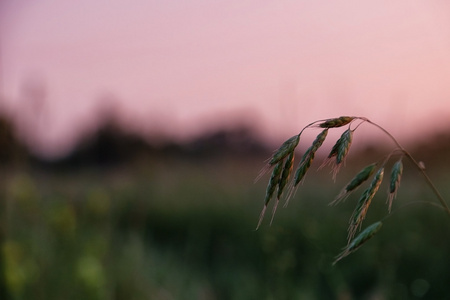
[2,1,450,157]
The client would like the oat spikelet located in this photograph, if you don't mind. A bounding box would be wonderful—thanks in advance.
[319,116,355,128]
[269,135,300,165]
[277,152,295,199]
[256,160,284,229]
[330,163,377,205]
[292,129,328,187]
[270,152,295,225]
[286,150,315,207]
[293,149,313,186]
[311,129,329,151]
[255,134,300,183]
[283,130,328,208]
[348,168,384,242]
[321,129,353,179]
[336,129,353,164]
[387,159,403,213]
[333,221,382,265]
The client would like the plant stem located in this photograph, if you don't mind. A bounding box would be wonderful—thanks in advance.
[362,118,450,217]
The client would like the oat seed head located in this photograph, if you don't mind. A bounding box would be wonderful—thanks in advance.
[256,115,450,264]
[255,134,298,183]
[336,129,353,164]
[256,160,284,229]
[387,159,403,213]
[348,168,384,242]
[269,152,295,225]
[347,163,378,192]
[311,128,329,151]
[293,149,313,187]
[334,221,383,265]
[269,135,300,165]
[264,161,284,206]
[277,152,295,199]
[319,116,355,128]
[292,129,328,187]
[321,129,353,179]
[331,163,378,205]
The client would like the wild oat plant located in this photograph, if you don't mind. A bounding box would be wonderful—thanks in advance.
[256,116,450,264]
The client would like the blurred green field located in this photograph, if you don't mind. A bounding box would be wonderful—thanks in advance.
[1,155,450,300]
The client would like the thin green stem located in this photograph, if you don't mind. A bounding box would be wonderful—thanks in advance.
[361,118,450,217]
[297,119,321,136]
[383,200,447,221]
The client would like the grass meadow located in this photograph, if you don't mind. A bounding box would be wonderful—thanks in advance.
[1,151,450,300]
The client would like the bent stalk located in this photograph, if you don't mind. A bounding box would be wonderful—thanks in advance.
[362,118,450,217]
[257,116,450,263]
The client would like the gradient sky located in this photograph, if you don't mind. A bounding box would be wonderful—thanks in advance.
[2,1,450,157]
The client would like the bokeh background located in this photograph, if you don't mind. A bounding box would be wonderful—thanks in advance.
[1,1,450,299]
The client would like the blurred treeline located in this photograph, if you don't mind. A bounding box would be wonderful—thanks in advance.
[1,111,450,299]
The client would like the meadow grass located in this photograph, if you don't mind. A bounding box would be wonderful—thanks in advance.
[2,155,450,299]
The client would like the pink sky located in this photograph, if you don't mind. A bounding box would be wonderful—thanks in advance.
[1,1,450,157]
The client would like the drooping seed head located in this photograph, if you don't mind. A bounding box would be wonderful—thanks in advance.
[336,129,353,164]
[265,160,284,205]
[256,160,284,229]
[255,134,299,183]
[387,159,403,212]
[326,139,340,159]
[311,128,328,151]
[348,168,384,242]
[293,149,314,187]
[334,221,383,265]
[269,135,300,165]
[331,163,377,205]
[347,163,378,192]
[269,152,295,225]
[321,129,354,179]
[292,129,328,187]
[277,152,295,199]
[319,116,355,128]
